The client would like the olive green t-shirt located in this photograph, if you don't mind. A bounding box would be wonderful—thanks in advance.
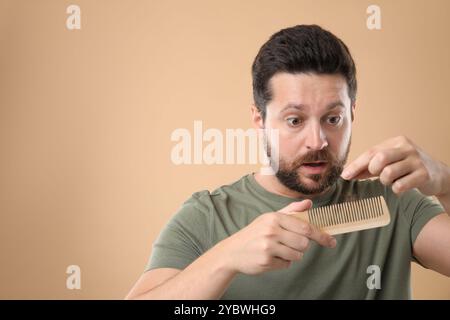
[145,173,445,299]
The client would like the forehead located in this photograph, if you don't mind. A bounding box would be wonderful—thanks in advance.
[268,72,349,110]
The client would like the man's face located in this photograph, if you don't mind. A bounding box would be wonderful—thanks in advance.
[257,72,355,195]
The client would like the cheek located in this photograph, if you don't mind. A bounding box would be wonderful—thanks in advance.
[334,127,351,157]
[277,133,302,159]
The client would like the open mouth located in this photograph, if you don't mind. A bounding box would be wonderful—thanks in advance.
[300,161,328,174]
[302,161,327,167]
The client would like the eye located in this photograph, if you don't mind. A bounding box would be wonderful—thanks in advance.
[327,115,342,125]
[286,117,302,127]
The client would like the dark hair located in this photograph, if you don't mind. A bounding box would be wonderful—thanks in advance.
[251,24,357,119]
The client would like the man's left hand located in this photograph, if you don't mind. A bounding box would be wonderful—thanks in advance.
[341,135,449,197]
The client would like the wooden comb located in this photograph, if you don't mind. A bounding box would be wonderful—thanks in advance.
[291,196,391,235]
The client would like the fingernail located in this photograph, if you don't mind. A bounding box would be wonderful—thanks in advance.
[329,238,337,248]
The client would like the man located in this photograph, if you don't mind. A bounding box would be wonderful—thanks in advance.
[126,25,450,299]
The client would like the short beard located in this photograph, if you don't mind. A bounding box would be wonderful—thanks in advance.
[268,138,351,196]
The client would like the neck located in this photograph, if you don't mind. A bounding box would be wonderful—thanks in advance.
[253,171,333,200]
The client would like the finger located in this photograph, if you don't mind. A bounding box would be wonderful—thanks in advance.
[379,159,414,186]
[272,242,304,261]
[341,149,376,180]
[350,168,375,180]
[342,148,405,180]
[279,213,314,234]
[277,231,310,252]
[353,153,412,181]
[270,257,292,270]
[279,216,335,248]
[305,223,337,248]
[278,199,312,214]
[391,169,428,195]
[367,148,407,177]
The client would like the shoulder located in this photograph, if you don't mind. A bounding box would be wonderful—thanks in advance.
[170,175,249,221]
[187,174,250,205]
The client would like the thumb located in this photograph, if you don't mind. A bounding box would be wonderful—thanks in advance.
[278,199,313,214]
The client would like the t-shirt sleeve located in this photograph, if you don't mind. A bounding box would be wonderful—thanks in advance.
[144,192,212,272]
[396,188,446,263]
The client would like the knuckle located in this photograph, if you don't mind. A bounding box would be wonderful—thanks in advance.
[414,157,424,167]
[380,167,394,184]
[294,251,303,260]
[393,180,403,192]
[421,168,430,181]
[264,225,278,238]
[368,164,377,175]
[301,237,310,251]
[301,224,313,236]
[259,255,272,267]
[259,213,277,226]
[397,135,409,144]
[416,159,427,171]
[266,212,280,224]
[260,241,271,253]
[376,152,387,164]
[367,147,376,156]
[408,146,419,157]
[383,166,393,178]
[320,233,329,245]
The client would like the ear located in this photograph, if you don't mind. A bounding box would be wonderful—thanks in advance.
[351,102,356,122]
[251,104,265,129]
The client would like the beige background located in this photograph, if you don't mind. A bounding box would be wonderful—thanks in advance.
[0,0,449,299]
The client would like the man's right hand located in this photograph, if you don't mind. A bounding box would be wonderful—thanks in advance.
[217,200,337,275]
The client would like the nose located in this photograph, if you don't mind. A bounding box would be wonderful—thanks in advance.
[305,121,328,151]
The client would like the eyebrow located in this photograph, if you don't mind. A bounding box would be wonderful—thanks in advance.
[280,101,345,113]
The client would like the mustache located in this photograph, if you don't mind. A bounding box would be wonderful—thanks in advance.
[291,149,334,168]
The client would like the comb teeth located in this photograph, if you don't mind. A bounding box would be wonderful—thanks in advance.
[308,196,385,228]
[291,196,391,235]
